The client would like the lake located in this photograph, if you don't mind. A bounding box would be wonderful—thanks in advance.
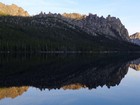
[0,53,140,105]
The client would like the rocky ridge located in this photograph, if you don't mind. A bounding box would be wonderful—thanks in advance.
[36,12,130,41]
[63,13,130,41]
[0,2,29,16]
[130,32,140,45]
[130,32,140,39]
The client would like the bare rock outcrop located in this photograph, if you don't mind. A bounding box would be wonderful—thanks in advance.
[62,13,86,20]
[130,32,140,39]
[61,13,130,41]
[130,32,140,45]
[0,2,29,16]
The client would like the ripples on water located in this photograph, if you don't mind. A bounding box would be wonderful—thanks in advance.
[0,53,140,105]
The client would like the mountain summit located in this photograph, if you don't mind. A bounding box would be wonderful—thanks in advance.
[130,32,140,45]
[130,32,140,39]
[0,2,29,16]
[61,13,129,41]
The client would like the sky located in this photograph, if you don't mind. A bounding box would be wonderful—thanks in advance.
[0,0,140,35]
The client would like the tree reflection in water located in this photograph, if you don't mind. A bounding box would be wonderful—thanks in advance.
[0,53,140,99]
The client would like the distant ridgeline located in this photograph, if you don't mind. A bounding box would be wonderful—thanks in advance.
[0,3,140,52]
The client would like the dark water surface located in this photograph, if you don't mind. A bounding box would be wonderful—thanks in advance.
[0,53,140,105]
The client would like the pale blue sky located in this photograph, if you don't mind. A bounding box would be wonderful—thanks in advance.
[0,0,140,35]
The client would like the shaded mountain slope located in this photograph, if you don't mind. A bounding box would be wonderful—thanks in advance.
[62,13,129,41]
[0,15,140,52]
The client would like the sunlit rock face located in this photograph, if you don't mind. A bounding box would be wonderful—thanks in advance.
[130,32,140,45]
[130,32,140,39]
[0,2,29,16]
[62,13,86,20]
[0,87,29,100]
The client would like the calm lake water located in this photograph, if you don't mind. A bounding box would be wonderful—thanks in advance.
[0,53,140,105]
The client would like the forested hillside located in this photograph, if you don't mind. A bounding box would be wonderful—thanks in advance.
[0,15,140,52]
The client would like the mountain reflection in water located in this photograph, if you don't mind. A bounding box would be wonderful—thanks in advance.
[0,87,28,100]
[0,53,140,100]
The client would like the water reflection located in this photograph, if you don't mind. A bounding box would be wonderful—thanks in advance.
[0,53,140,100]
[130,58,140,71]
[0,87,28,100]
